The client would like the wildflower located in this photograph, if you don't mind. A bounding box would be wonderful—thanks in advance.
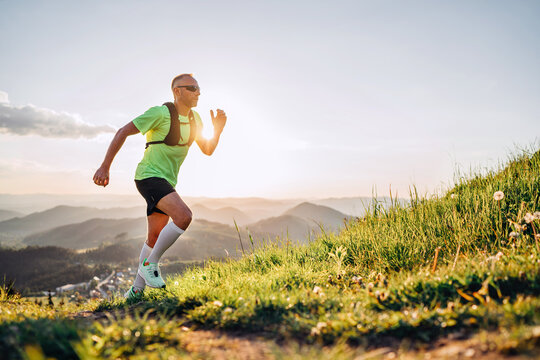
[450,194,456,199]
[509,232,519,239]
[223,307,233,314]
[174,281,179,286]
[310,321,327,335]
[534,212,540,220]
[312,286,324,296]
[213,300,223,307]
[493,191,504,201]
[352,276,362,285]
[495,252,503,261]
[524,213,535,224]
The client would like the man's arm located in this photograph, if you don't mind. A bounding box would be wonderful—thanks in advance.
[93,122,140,187]
[196,109,227,156]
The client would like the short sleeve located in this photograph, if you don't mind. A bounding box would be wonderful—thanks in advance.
[132,106,165,135]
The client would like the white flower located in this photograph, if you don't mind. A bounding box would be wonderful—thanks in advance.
[213,300,223,307]
[450,194,456,199]
[495,252,504,261]
[524,213,535,224]
[534,212,540,220]
[310,322,327,336]
[493,191,504,201]
[312,286,323,294]
[509,231,519,239]
[174,281,179,286]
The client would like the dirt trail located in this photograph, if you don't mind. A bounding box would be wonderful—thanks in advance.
[72,310,538,359]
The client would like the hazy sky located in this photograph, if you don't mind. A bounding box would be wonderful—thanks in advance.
[1,0,539,198]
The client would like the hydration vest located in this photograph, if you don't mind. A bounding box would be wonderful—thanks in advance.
[145,102,197,149]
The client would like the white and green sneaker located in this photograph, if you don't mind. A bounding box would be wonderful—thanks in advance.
[138,258,166,289]
[124,285,144,300]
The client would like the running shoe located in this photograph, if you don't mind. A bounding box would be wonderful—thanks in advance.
[124,285,144,300]
[138,259,166,289]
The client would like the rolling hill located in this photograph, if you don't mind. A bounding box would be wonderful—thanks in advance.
[283,202,351,231]
[0,205,144,236]
[190,204,254,226]
[22,218,146,249]
[20,217,258,260]
[0,209,23,222]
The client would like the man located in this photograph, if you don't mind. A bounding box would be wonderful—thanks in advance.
[93,74,226,300]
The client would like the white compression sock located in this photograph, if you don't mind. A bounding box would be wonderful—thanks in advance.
[147,222,184,263]
[134,243,152,290]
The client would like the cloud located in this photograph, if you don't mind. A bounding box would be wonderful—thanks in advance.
[0,91,116,138]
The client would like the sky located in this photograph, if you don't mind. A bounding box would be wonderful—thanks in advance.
[0,0,539,199]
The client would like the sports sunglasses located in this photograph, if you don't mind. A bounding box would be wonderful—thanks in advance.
[175,85,200,92]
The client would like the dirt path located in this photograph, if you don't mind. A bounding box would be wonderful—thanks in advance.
[72,310,538,359]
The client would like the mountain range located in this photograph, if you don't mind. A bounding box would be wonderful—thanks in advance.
[0,201,353,259]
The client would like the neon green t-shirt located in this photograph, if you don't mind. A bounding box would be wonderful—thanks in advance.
[132,105,203,187]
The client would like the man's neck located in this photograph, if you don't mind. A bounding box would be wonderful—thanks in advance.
[174,100,190,117]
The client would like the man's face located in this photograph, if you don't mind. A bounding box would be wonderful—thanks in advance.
[174,77,200,108]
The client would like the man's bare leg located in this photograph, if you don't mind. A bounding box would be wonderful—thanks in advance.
[145,192,192,264]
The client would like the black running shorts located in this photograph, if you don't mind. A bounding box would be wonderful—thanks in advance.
[135,177,176,216]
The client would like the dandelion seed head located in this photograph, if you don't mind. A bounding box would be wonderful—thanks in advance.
[493,191,504,201]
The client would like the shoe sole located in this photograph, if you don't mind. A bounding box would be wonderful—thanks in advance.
[138,268,166,289]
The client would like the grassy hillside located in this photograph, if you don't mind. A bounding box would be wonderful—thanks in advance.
[1,148,539,359]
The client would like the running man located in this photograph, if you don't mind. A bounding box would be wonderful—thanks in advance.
[93,74,227,300]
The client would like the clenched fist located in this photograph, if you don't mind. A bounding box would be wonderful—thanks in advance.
[93,165,110,187]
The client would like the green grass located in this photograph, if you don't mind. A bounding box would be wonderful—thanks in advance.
[1,147,540,358]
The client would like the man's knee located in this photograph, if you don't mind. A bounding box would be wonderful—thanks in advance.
[171,207,192,230]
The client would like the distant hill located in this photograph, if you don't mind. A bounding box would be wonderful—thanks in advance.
[0,193,144,214]
[246,214,314,241]
[192,197,299,222]
[283,202,351,231]
[167,219,255,260]
[245,202,352,242]
[0,209,23,222]
[23,218,146,249]
[0,246,111,292]
[191,204,254,226]
[20,217,258,260]
[0,205,144,236]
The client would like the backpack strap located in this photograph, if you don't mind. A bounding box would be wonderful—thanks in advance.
[145,102,198,149]
[186,111,197,147]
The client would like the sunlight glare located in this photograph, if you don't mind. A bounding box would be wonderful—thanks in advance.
[202,122,214,139]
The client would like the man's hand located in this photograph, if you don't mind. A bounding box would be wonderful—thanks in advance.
[93,165,110,187]
[210,109,227,134]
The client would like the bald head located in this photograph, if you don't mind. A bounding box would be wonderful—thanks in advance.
[171,73,196,89]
